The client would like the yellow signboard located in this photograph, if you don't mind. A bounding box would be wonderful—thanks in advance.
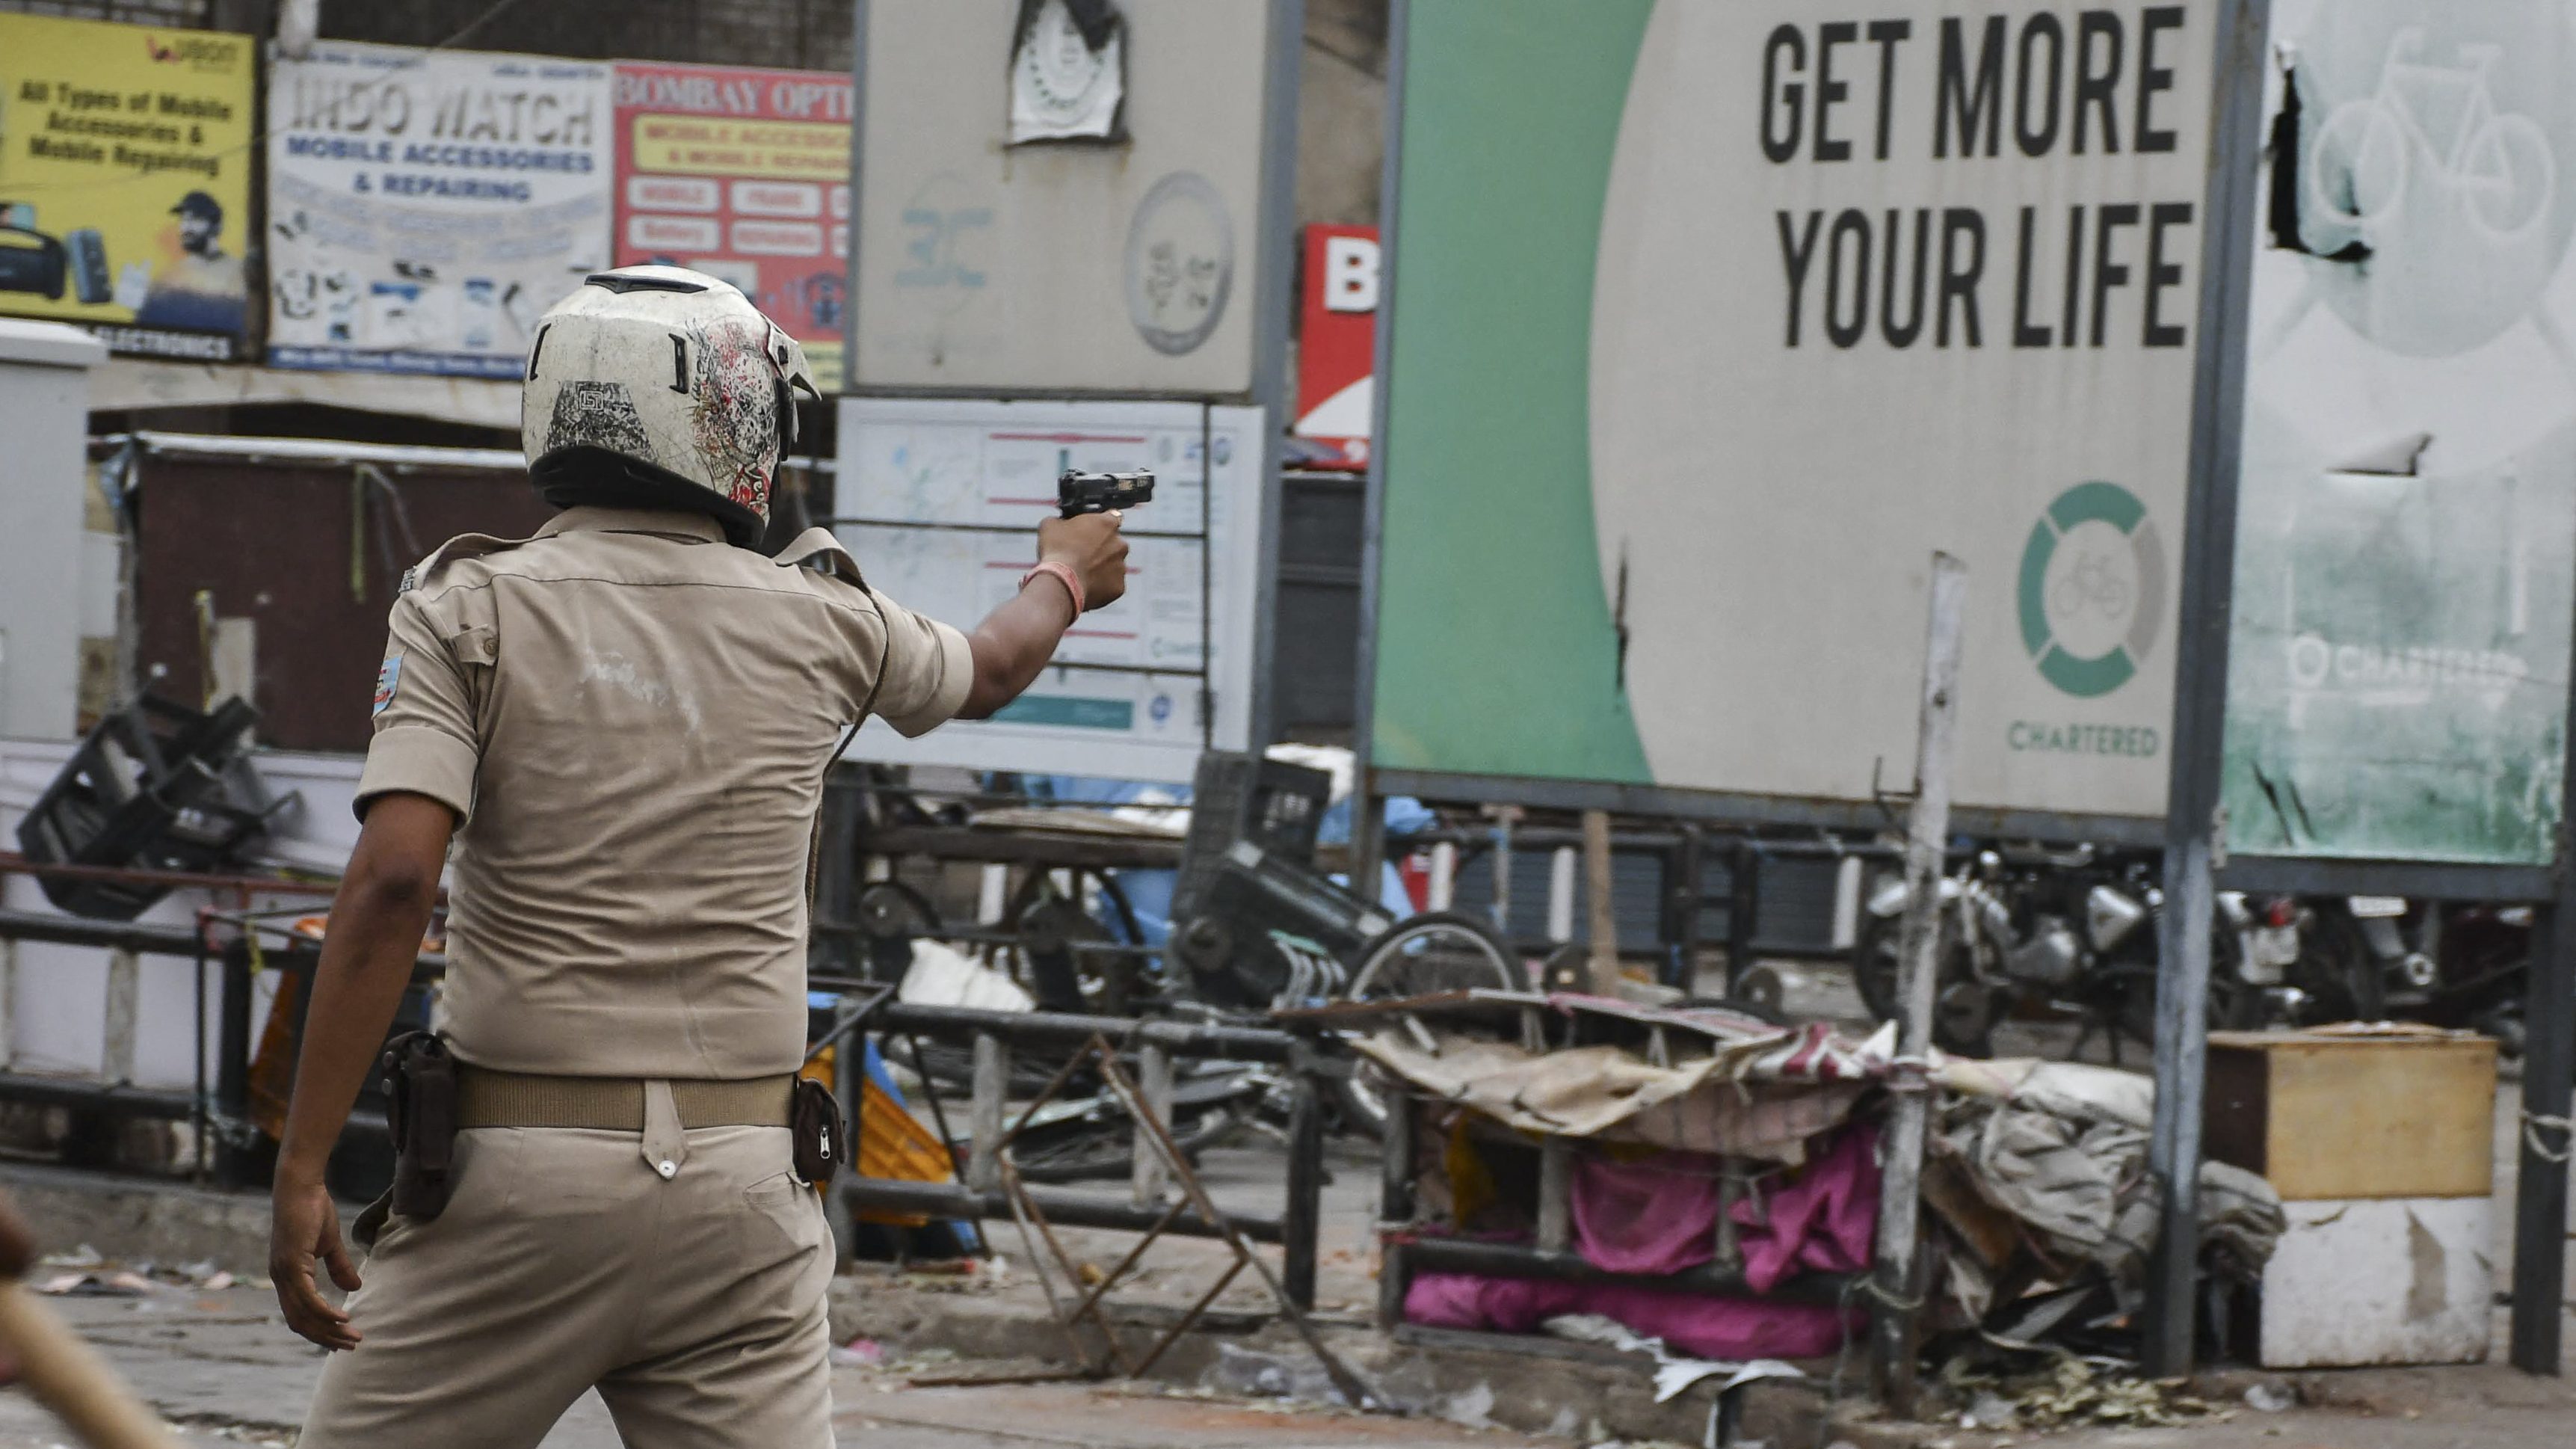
[0,15,256,360]
[629,117,847,179]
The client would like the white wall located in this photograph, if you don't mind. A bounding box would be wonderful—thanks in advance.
[0,322,106,742]
[1,739,367,1089]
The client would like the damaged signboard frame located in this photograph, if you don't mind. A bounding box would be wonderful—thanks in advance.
[2204,0,2576,1380]
[2222,1,2576,868]
[1354,0,2576,1381]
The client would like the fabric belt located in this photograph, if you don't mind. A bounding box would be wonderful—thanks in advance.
[457,1066,797,1131]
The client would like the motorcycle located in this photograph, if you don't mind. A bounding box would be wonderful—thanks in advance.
[1851,845,2261,1060]
[2273,896,2530,1049]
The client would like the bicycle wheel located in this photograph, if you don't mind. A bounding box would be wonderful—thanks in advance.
[1337,912,1523,1135]
[1345,911,1524,1000]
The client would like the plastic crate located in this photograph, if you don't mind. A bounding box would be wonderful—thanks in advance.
[15,695,273,920]
[1170,751,1333,928]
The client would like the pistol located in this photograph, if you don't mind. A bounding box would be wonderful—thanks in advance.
[1058,470,1154,518]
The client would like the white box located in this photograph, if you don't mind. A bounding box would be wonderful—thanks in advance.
[2259,1196,2492,1368]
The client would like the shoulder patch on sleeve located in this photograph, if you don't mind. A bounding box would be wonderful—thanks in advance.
[373,655,404,716]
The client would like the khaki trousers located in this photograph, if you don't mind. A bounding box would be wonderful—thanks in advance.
[301,1124,833,1448]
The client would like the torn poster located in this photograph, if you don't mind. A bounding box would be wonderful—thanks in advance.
[1009,0,1126,144]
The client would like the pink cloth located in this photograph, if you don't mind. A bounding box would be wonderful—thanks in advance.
[1402,1272,1858,1360]
[1732,1123,1879,1293]
[1569,1152,1726,1275]
[1406,1125,1880,1360]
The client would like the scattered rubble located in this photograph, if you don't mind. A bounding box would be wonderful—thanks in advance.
[1935,1356,2221,1432]
[31,1252,241,1299]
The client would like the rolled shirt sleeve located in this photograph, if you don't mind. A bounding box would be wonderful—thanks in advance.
[869,597,976,738]
[354,591,482,822]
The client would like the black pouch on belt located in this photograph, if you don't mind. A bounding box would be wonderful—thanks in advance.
[383,1030,460,1221]
[791,1077,848,1189]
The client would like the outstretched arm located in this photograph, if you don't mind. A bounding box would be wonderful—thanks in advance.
[959,511,1130,719]
[269,792,455,1350]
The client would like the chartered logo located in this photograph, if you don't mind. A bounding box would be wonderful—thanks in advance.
[2018,482,2166,698]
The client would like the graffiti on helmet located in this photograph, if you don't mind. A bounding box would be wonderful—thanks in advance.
[546,380,657,463]
[688,316,781,513]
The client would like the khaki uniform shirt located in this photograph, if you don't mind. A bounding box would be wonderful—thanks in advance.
[354,505,973,1078]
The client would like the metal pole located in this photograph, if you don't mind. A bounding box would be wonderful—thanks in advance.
[1726,842,1760,996]
[1536,1139,1574,1253]
[1281,1065,1325,1310]
[2143,0,2273,1378]
[843,0,869,396]
[1870,551,1966,1413]
[1130,1042,1172,1208]
[0,937,16,1074]
[102,948,138,1087]
[2511,257,2576,1368]
[1547,846,1578,945]
[1243,0,1307,751]
[1376,1075,1416,1329]
[835,1024,864,1252]
[1199,402,1215,751]
[1352,766,1387,911]
[213,941,252,1189]
[1349,0,1409,860]
[1663,825,1702,991]
[1583,810,1618,992]
[967,1032,1008,1193]
[189,929,205,1183]
[2512,898,2573,1372]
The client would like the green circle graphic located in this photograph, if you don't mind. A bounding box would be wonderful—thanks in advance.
[2018,482,2164,699]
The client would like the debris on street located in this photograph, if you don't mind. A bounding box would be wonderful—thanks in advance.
[1935,1355,2220,1433]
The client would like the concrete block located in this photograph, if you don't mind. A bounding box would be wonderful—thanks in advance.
[2260,1196,2492,1368]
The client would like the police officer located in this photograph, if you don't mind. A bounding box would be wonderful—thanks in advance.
[268,266,1130,1447]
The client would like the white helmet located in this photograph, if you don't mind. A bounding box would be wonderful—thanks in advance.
[522,265,819,546]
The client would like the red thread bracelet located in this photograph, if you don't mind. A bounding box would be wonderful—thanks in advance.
[1020,560,1085,618]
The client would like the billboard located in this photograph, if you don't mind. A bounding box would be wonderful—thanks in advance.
[265,41,612,378]
[1294,224,1375,467]
[612,62,851,391]
[0,15,255,360]
[1369,0,2218,825]
[834,397,1266,784]
[851,0,1288,396]
[2221,0,2576,864]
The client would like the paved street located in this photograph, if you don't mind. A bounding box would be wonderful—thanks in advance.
[0,962,2560,1447]
[0,1284,1541,1448]
[0,1273,2571,1449]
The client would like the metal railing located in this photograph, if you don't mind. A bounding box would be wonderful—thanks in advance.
[834,1000,1335,1309]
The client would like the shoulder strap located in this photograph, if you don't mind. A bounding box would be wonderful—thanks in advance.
[399,531,531,597]
[774,526,872,594]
